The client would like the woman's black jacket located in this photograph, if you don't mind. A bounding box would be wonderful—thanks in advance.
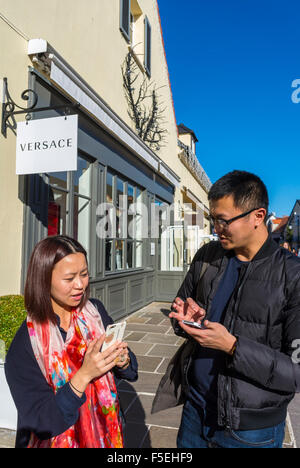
[174,236,300,431]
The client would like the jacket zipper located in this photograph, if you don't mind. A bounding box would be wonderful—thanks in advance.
[225,263,253,430]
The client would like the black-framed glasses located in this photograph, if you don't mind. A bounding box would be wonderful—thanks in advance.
[209,207,260,229]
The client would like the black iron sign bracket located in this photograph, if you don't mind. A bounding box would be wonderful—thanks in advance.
[1,77,80,137]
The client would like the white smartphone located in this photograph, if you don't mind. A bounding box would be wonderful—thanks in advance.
[182,320,203,329]
[101,321,127,351]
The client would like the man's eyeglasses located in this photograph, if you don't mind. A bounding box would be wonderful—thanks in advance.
[209,207,260,229]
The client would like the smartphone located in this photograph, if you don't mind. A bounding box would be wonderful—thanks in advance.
[101,321,127,351]
[182,320,203,329]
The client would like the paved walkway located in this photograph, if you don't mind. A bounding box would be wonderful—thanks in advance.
[0,301,297,448]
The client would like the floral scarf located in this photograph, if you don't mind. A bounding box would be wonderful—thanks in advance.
[26,300,123,448]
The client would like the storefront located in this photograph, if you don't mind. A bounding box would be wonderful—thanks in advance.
[17,61,181,321]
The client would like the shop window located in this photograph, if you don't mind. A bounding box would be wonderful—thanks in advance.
[47,156,91,257]
[105,171,145,273]
[48,172,68,237]
[154,198,183,271]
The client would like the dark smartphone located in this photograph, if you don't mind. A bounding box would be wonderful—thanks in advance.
[182,320,203,329]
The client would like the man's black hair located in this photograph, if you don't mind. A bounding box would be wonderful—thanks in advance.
[208,170,269,222]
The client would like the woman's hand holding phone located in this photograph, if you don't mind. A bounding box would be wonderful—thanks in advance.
[70,335,125,396]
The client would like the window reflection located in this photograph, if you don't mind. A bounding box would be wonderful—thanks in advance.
[116,178,124,238]
[73,157,91,254]
[105,240,113,271]
[48,188,67,236]
[104,171,144,272]
[115,240,124,270]
[49,172,67,190]
[47,157,91,257]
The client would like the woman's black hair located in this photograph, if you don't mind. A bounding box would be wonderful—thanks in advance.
[24,235,90,324]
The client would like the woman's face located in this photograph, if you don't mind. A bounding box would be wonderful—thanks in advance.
[51,253,89,310]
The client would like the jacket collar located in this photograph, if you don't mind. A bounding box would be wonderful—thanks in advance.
[220,234,279,263]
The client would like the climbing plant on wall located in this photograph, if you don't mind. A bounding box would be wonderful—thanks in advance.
[122,51,168,152]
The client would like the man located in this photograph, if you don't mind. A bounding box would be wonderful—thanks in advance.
[169,170,300,448]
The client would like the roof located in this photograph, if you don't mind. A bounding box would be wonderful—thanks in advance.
[177,123,198,143]
[287,199,300,224]
[273,216,289,233]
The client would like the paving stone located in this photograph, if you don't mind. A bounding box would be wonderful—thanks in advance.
[118,390,138,413]
[135,355,163,372]
[141,333,179,345]
[0,429,16,448]
[142,426,178,449]
[126,316,150,324]
[176,336,187,346]
[143,316,166,325]
[119,372,162,394]
[124,331,147,341]
[155,358,171,374]
[288,396,300,447]
[124,423,150,448]
[126,323,171,334]
[160,318,172,326]
[125,394,182,428]
[148,344,180,358]
[126,341,154,356]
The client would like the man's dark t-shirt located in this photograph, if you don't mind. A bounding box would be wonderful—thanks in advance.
[188,256,249,423]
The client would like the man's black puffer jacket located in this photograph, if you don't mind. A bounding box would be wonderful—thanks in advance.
[174,236,300,431]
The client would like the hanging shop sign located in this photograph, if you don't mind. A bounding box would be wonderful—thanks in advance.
[16,115,78,175]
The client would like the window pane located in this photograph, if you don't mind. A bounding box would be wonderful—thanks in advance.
[74,157,91,197]
[105,240,113,271]
[135,241,143,268]
[48,172,67,190]
[115,240,124,270]
[107,172,113,203]
[128,184,134,239]
[120,0,130,41]
[144,16,151,76]
[48,188,67,236]
[74,195,90,254]
[136,188,143,240]
[127,241,134,269]
[116,178,124,238]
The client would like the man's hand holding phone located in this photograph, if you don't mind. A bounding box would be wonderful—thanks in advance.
[169,297,206,326]
[169,297,237,354]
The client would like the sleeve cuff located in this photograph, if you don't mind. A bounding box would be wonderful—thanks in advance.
[55,383,87,427]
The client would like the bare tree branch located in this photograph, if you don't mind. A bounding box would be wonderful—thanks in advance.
[122,51,168,151]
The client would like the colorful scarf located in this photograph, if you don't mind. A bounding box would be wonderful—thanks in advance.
[26,300,123,448]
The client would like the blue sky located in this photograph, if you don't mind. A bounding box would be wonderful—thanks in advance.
[157,0,300,217]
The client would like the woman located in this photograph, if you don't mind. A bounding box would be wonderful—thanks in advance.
[5,235,138,448]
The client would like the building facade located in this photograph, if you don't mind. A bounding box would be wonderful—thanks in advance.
[286,200,300,250]
[0,0,211,320]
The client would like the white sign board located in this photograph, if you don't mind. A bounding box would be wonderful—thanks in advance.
[16,115,78,175]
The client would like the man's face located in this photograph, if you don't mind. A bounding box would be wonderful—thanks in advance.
[209,195,259,250]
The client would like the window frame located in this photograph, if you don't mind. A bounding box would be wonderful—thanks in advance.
[144,15,152,77]
[46,153,93,268]
[104,169,145,274]
[120,0,131,43]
